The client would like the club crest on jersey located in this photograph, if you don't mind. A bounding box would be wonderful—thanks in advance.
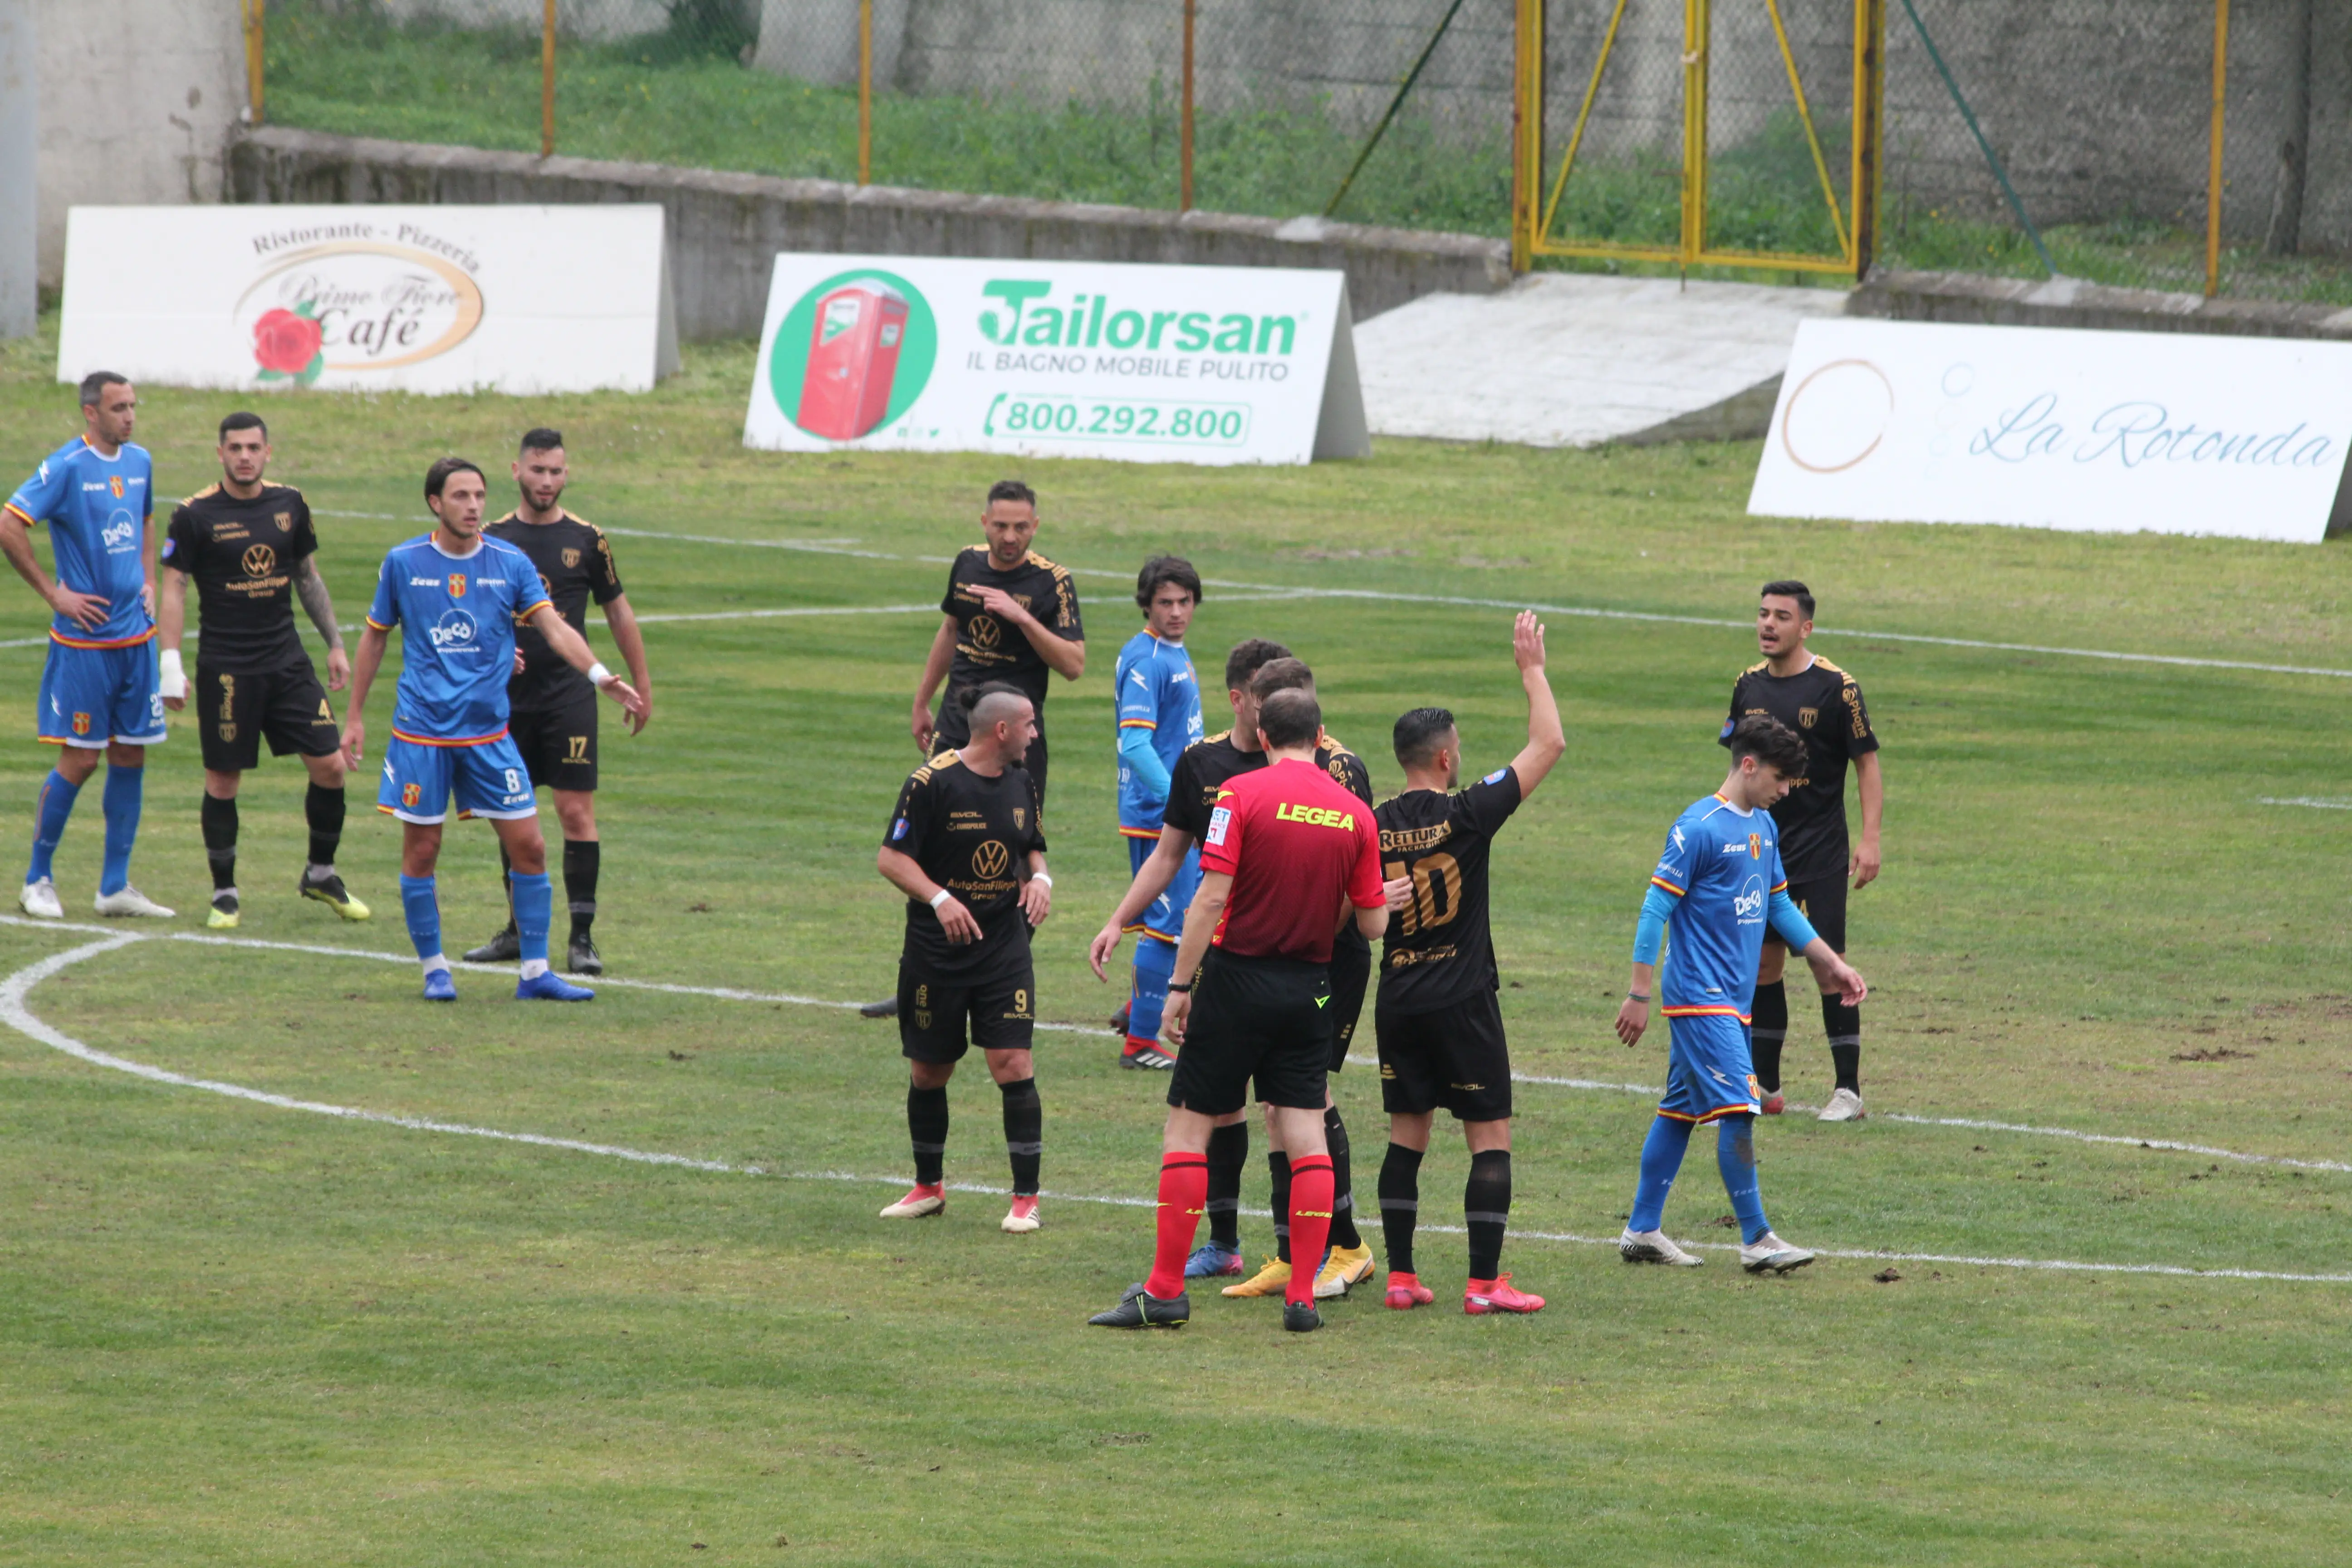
[1798,706,1818,729]
[108,475,124,499]
[1749,833,1763,858]
[1014,806,1026,830]
[448,573,467,598]
[562,548,581,568]
[272,511,291,534]
[70,711,90,736]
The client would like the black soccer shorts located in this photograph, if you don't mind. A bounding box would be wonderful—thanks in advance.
[1166,950,1332,1116]
[896,959,1038,1063]
[932,698,1049,811]
[1374,990,1514,1122]
[1326,935,1372,1073]
[196,659,339,773]
[510,684,600,793]
[1779,870,1848,955]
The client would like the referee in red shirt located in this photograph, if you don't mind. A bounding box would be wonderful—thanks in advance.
[1090,689,1388,1334]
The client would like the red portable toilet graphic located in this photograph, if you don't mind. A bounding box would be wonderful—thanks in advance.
[797,282,908,441]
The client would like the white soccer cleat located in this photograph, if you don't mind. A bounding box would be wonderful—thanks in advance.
[93,885,175,919]
[1817,1088,1867,1122]
[18,877,63,919]
[1618,1227,1705,1266]
[879,1184,946,1220]
[1740,1231,1817,1274]
[1000,1195,1041,1234]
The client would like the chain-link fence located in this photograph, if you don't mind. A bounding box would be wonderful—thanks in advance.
[257,1,2349,303]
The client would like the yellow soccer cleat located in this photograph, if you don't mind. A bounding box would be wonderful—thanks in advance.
[299,871,371,921]
[1220,1256,1293,1298]
[206,891,240,930]
[1315,1242,1376,1299]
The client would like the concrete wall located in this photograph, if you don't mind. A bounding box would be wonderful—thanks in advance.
[226,125,1512,340]
[34,0,248,287]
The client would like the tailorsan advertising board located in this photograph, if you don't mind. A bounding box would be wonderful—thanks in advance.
[743,255,1368,466]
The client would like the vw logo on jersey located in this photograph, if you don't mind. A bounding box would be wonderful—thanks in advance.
[428,607,480,650]
[101,510,137,552]
[1732,875,1767,923]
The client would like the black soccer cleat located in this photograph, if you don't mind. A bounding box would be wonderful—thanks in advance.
[1108,1003,1131,1036]
[859,995,899,1019]
[464,925,521,964]
[297,870,370,922]
[1282,1300,1323,1333]
[1088,1281,1189,1329]
[568,932,604,975]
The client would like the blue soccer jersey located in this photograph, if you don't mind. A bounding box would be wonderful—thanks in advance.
[5,435,155,647]
[1114,630,1204,835]
[365,533,552,745]
[1647,793,1789,1023]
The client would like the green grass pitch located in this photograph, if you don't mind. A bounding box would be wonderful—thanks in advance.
[1,323,2349,1565]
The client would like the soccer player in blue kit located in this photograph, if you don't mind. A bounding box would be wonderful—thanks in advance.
[1110,556,1206,1070]
[1613,714,1866,1273]
[340,459,646,1002]
[2,372,174,920]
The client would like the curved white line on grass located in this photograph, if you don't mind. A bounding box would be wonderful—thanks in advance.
[5,933,2347,1285]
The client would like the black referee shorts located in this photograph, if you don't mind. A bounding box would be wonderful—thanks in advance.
[196,660,339,773]
[1775,871,1848,955]
[1326,934,1372,1073]
[510,685,600,793]
[1166,950,1331,1117]
[933,698,1049,811]
[1375,990,1514,1123]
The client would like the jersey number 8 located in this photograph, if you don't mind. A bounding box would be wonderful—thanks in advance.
[1384,853,1462,937]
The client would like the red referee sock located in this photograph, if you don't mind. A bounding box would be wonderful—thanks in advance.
[1144,1152,1210,1298]
[1285,1153,1335,1307]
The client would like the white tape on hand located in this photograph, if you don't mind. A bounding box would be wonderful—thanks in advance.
[158,648,186,702]
[586,661,613,687]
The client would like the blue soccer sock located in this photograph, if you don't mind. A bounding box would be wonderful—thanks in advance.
[98,764,142,896]
[1717,1115,1771,1244]
[1628,1115,1695,1233]
[399,875,446,969]
[512,871,553,980]
[27,769,82,885]
[1127,934,1176,1045]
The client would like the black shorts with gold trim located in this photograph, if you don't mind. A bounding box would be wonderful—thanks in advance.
[1373,989,1514,1122]
[895,956,1037,1063]
[509,683,601,794]
[196,658,339,773]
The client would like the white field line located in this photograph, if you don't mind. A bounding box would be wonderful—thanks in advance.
[3,914,2340,1173]
[3,930,2345,1285]
[2258,796,2352,810]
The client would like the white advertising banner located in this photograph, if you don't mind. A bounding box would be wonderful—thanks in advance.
[742,254,1368,466]
[1749,318,2352,544]
[57,205,678,395]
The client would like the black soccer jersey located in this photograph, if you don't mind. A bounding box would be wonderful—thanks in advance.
[1373,767,1524,1013]
[1163,728,1376,960]
[941,545,1083,713]
[163,483,318,673]
[488,510,625,710]
[885,749,1049,980]
[1723,654,1878,882]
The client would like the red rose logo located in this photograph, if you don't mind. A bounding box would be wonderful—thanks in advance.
[253,307,325,378]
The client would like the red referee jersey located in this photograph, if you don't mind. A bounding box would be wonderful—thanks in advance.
[1199,758,1385,963]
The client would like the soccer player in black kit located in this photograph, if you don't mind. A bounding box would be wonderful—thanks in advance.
[1724,580,1882,1122]
[1089,643,1380,1301]
[463,430,652,975]
[865,480,1083,1022]
[157,412,366,928]
[1372,612,1563,1315]
[875,684,1053,1235]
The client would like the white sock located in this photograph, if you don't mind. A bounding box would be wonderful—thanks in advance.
[421,954,451,976]
[519,958,549,980]
[214,886,238,902]
[305,862,333,881]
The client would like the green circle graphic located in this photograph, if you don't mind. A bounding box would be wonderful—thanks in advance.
[767,268,937,441]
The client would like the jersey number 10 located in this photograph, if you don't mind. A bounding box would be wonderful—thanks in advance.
[1384,853,1462,937]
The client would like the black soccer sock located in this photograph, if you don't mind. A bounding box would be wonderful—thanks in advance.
[563,838,599,941]
[1750,979,1788,1093]
[496,844,516,932]
[199,794,237,891]
[1465,1149,1512,1281]
[1323,1104,1362,1250]
[1824,994,1862,1093]
[907,1084,949,1186]
[998,1076,1041,1197]
[303,782,344,872]
[1205,1122,1249,1251]
[1378,1142,1424,1277]
[1268,1151,1294,1263]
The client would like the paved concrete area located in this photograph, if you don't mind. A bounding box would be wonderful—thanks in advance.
[1355,272,1850,447]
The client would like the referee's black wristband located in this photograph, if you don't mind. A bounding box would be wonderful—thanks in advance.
[1167,980,1192,993]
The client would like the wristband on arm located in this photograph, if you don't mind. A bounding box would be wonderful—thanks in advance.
[928,888,953,910]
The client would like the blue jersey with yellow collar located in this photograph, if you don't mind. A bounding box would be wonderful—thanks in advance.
[1647,793,1788,1022]
[5,435,155,647]
[365,533,552,744]
[1114,630,1203,833]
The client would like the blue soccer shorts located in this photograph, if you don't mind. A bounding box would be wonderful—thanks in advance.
[377,732,537,825]
[1658,1010,1763,1123]
[1125,832,1201,943]
[37,637,166,748]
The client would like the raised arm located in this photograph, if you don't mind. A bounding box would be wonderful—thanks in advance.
[1507,610,1566,799]
[973,583,1084,681]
